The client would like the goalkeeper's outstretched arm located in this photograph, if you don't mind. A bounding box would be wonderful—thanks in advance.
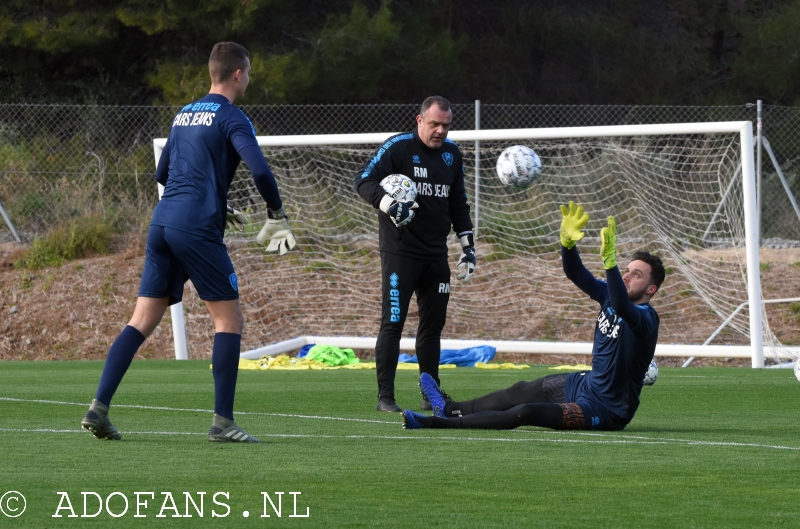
[605,265,643,324]
[559,201,603,299]
[601,216,649,327]
[562,246,603,299]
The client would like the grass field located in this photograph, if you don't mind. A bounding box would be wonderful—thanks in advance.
[1,360,799,528]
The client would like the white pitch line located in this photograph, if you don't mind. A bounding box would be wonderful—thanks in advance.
[0,428,202,436]
[1,427,799,451]
[2,397,799,452]
[0,396,394,424]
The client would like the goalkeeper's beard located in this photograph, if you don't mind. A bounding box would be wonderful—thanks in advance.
[627,284,649,304]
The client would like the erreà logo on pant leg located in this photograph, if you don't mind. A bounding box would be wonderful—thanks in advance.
[389,273,400,322]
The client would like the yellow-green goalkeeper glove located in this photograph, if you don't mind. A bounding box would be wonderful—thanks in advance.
[559,201,589,249]
[600,216,617,270]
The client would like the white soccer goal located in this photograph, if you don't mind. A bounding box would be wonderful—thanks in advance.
[153,121,799,368]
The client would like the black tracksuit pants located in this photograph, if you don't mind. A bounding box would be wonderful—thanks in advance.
[375,252,451,399]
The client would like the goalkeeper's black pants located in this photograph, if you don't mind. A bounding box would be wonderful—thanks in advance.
[375,252,451,400]
[431,374,589,430]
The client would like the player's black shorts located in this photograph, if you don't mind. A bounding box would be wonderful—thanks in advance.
[139,225,239,305]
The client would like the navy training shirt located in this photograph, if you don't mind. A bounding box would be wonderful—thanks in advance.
[561,247,659,425]
[152,93,281,240]
[353,128,473,259]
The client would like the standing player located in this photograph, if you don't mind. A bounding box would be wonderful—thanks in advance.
[354,96,475,412]
[403,202,665,431]
[80,42,296,443]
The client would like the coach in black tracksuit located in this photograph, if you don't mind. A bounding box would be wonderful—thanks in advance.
[354,96,475,412]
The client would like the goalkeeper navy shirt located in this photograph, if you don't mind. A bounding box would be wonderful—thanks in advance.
[561,247,659,426]
[152,93,281,241]
[354,129,473,259]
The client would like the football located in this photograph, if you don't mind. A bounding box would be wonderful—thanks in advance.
[643,359,659,386]
[496,145,542,188]
[380,174,417,203]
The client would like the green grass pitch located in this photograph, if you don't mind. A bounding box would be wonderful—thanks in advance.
[1,360,799,528]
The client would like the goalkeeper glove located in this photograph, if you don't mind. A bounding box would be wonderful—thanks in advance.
[456,232,476,283]
[225,204,248,232]
[379,195,419,227]
[256,206,297,255]
[559,201,589,249]
[600,215,617,270]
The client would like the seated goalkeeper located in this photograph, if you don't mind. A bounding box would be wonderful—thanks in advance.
[402,201,665,431]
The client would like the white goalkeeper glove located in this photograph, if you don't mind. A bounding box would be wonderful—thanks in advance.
[256,206,297,255]
[456,232,476,283]
[379,195,419,227]
[225,204,248,231]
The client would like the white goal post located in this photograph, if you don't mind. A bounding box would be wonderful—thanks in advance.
[154,120,796,368]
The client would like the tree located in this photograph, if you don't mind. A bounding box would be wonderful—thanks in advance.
[733,0,800,105]
[0,0,798,105]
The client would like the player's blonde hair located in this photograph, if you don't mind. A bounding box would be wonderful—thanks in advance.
[208,42,250,84]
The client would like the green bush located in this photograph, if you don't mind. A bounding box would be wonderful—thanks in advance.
[14,216,112,270]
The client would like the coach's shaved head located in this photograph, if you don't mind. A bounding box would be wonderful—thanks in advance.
[208,42,250,84]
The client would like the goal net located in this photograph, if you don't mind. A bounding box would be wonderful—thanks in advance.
[154,122,793,367]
